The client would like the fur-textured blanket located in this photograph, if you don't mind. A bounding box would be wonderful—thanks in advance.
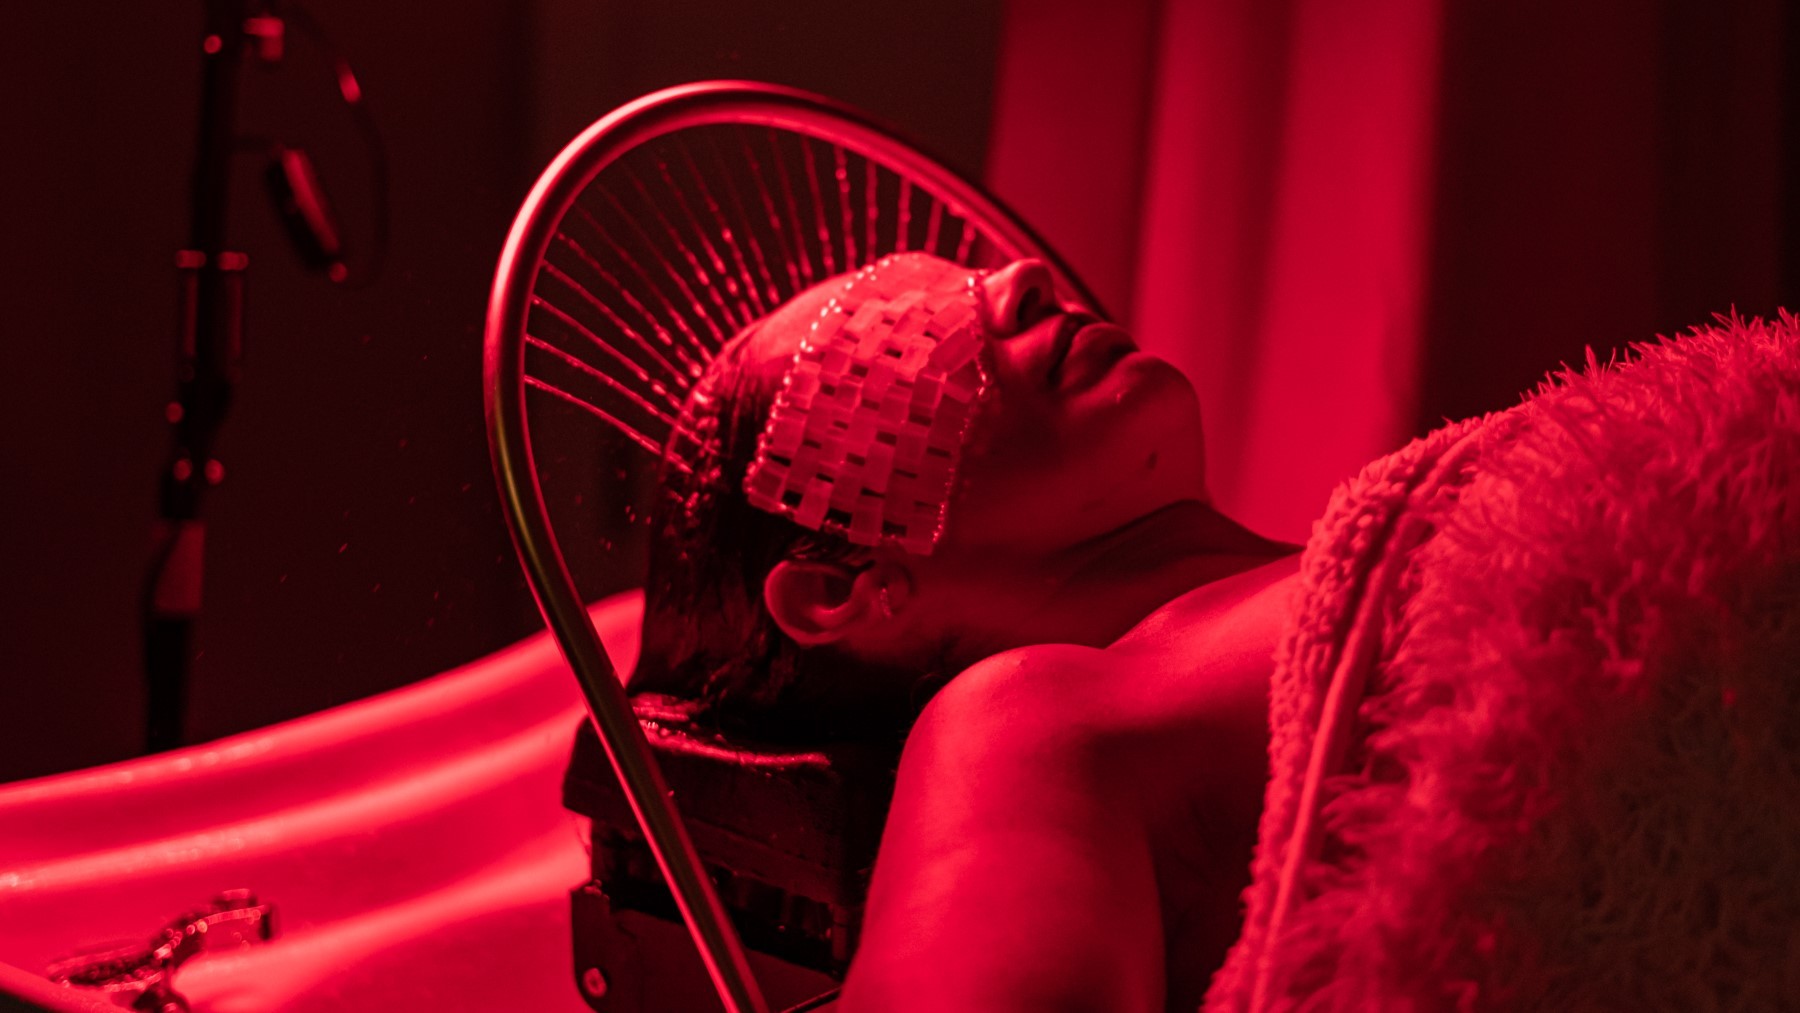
[1206,313,1800,1012]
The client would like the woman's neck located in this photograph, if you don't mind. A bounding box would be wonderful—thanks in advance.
[939,500,1299,670]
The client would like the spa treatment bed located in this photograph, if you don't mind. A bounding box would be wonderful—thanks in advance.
[0,595,640,1013]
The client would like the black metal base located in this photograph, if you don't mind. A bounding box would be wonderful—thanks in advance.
[569,883,838,1013]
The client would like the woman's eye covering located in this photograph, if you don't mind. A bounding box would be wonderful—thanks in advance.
[742,256,991,554]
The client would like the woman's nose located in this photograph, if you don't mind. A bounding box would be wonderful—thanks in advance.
[980,259,1058,337]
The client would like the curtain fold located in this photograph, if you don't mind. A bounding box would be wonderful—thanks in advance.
[992,0,1446,541]
[1135,0,1443,542]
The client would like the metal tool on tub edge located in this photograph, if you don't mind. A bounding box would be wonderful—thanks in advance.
[46,891,274,1013]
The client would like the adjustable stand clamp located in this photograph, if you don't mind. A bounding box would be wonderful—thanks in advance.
[143,0,255,753]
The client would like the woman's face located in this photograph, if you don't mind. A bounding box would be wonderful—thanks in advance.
[739,252,1207,563]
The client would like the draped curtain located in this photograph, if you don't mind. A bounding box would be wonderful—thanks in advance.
[987,0,1795,543]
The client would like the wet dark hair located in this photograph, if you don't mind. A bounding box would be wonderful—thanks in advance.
[629,322,933,742]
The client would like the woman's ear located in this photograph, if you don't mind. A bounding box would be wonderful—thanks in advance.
[764,560,904,647]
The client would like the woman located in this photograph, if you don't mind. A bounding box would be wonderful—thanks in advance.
[628,248,1800,1011]
[629,251,1298,1010]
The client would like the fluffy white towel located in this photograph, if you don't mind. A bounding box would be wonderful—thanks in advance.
[1208,313,1800,1012]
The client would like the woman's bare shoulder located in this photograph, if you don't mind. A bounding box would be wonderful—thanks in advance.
[905,642,1112,773]
[918,555,1300,746]
[848,560,1300,1010]
[1112,553,1302,655]
[855,646,1162,1011]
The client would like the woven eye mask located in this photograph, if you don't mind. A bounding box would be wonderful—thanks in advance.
[743,255,991,554]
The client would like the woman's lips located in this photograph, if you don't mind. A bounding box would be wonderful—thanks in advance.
[1057,322,1139,390]
[1044,312,1100,385]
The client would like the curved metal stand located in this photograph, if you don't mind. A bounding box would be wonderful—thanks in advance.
[485,81,1103,1013]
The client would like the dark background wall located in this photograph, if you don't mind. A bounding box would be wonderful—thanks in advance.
[0,1,1002,783]
[1417,0,1794,434]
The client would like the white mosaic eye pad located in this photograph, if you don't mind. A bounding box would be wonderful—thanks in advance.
[744,255,990,554]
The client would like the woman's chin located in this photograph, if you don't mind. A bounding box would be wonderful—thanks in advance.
[1072,351,1192,408]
